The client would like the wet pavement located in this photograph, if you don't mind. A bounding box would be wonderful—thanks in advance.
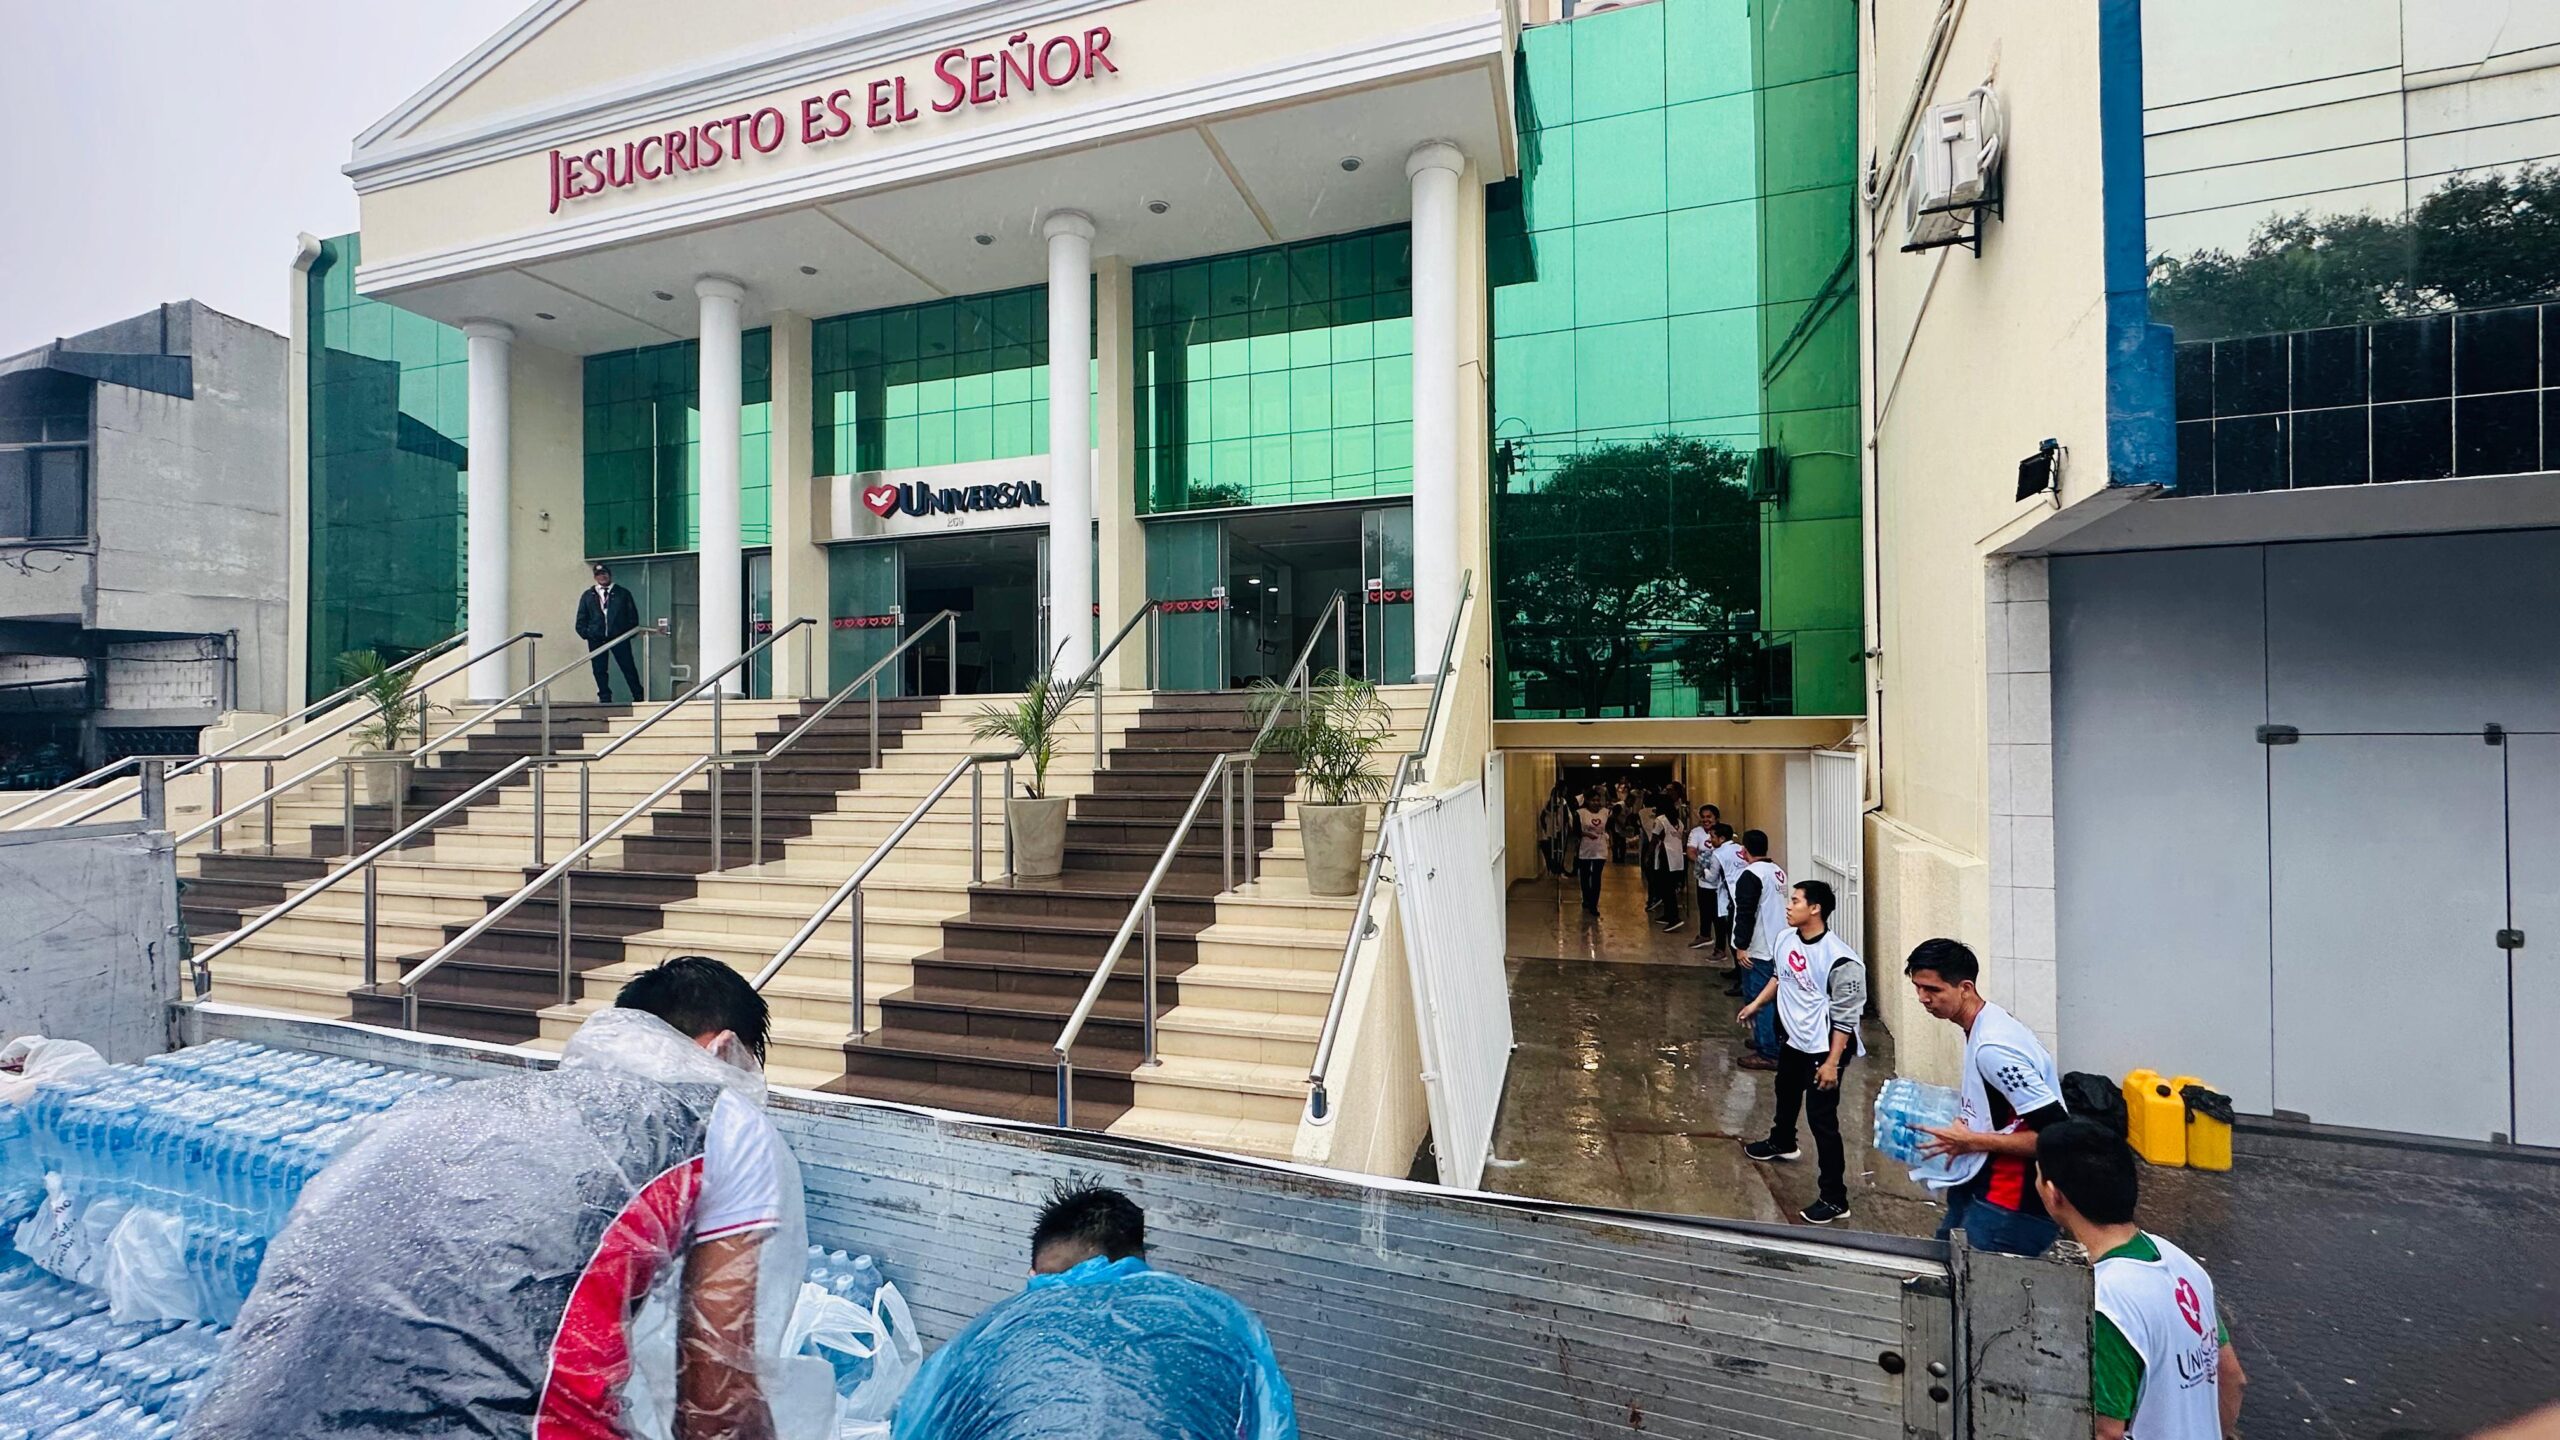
[1490,864,2560,1439]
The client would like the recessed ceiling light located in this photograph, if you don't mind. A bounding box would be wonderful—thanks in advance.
[1340,156,1363,172]
[1145,199,1170,215]
[973,233,995,246]
[533,311,556,321]
[652,289,674,301]
[1634,754,1645,760]
[799,265,818,276]
[1588,754,1600,761]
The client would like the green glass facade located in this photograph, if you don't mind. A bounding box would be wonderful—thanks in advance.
[1133,229,1415,513]
[811,287,1065,475]
[1491,0,1861,717]
[583,332,771,559]
[304,232,470,699]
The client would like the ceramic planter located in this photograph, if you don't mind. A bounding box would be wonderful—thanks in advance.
[1300,802,1368,897]
[1009,795,1070,879]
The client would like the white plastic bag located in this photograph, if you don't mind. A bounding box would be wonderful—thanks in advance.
[11,1174,82,1277]
[100,1206,198,1323]
[0,1036,106,1104]
[790,1278,920,1426]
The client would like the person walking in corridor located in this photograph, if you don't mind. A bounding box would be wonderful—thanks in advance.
[1685,810,1721,950]
[1574,792,1611,916]
[1738,879,1864,1224]
[575,563,645,704]
[2036,1120,2245,1440]
[1906,938,2070,1256]
[1725,831,1787,1070]
[1649,793,1688,931]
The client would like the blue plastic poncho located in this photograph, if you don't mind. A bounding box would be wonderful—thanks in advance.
[890,1256,1296,1440]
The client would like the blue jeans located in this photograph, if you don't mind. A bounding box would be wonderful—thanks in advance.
[1744,956,1779,1058]
[1935,1173,2060,1257]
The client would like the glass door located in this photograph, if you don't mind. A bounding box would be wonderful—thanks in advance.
[745,550,773,699]
[828,543,905,699]
[1362,506,1416,684]
[612,555,699,701]
[1146,517,1227,691]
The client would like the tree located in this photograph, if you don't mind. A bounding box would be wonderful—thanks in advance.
[1495,435,1759,718]
[2147,163,2560,341]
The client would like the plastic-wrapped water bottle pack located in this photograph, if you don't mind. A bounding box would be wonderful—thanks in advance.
[0,1243,226,1437]
[1872,1075,1963,1180]
[7,1040,452,1322]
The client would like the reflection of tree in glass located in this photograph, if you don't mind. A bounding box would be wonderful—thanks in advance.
[2149,164,2560,341]
[1496,435,1758,718]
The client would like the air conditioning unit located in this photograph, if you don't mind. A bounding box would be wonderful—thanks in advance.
[1747,446,1791,505]
[1903,85,2005,253]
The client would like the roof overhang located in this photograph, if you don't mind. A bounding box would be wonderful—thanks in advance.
[0,343,191,399]
[348,0,1518,352]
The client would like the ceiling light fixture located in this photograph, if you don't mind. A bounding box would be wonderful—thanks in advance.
[533,312,556,321]
[1339,156,1363,172]
[652,289,674,301]
[1145,199,1170,215]
[799,265,819,276]
[973,233,995,246]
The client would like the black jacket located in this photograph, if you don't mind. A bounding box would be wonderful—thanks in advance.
[574,584,639,645]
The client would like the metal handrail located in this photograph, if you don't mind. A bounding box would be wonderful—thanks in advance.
[728,610,959,870]
[397,755,715,1031]
[185,755,537,997]
[1050,751,1247,1128]
[1053,599,1161,769]
[0,634,466,827]
[412,627,655,763]
[1305,569,1475,1123]
[1233,589,1350,888]
[750,749,1021,1039]
[20,630,540,837]
[588,618,817,762]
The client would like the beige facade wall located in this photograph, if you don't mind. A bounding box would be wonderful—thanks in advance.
[356,0,1501,284]
[1864,0,2115,1077]
[1093,258,1148,687]
[503,340,589,654]
[767,312,827,696]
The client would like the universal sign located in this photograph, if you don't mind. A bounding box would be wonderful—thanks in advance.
[863,480,1046,519]
[547,25,1121,213]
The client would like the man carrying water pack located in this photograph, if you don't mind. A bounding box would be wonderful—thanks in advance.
[184,958,806,1440]
[892,1183,1298,1440]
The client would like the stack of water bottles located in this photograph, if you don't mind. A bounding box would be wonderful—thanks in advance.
[804,1246,889,1389]
[12,1039,451,1324]
[1872,1076,1965,1185]
[0,1254,224,1438]
[0,1105,39,1236]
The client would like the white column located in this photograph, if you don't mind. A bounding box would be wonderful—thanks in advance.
[695,276,746,695]
[1407,142,1464,673]
[1043,211,1096,678]
[462,320,514,701]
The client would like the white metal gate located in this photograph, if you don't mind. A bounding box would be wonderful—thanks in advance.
[1385,779,1512,1189]
[1809,749,1864,961]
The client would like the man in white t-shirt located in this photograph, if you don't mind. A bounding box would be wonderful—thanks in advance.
[1736,879,1866,1224]
[1903,938,2069,1257]
[2036,1120,2245,1440]
[1684,808,1721,951]
[190,958,797,1440]
[1724,830,1788,1070]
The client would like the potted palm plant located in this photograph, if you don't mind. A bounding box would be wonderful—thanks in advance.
[338,650,433,809]
[1249,669,1394,896]
[972,662,1070,879]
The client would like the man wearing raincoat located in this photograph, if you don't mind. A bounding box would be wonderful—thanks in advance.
[184,957,812,1440]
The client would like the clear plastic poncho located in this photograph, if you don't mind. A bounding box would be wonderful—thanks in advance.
[183,1008,826,1440]
[889,1256,1297,1440]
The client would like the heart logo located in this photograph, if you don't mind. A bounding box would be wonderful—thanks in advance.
[2174,1278,2205,1335]
[862,484,899,517]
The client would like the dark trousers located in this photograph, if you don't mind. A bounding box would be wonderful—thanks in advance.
[590,640,644,703]
[1697,889,1718,940]
[1576,858,1605,913]
[1768,1045,1852,1206]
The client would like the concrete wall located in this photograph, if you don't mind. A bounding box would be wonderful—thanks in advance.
[503,338,589,654]
[1501,750,1557,884]
[1864,0,2117,1081]
[89,303,290,716]
[0,821,178,1062]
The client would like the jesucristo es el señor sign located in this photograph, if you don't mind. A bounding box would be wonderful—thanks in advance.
[547,25,1120,214]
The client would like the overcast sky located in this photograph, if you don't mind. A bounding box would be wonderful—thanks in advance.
[0,0,528,345]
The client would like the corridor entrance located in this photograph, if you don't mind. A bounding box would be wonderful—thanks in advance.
[596,554,697,702]
[825,531,1043,699]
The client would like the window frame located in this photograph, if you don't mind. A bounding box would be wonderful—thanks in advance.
[0,443,93,544]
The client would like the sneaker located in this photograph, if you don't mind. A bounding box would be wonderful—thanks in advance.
[1687,937,1715,950]
[1738,1053,1781,1072]
[1660,919,1686,932]
[1743,1139,1800,1163]
[1799,1199,1851,1225]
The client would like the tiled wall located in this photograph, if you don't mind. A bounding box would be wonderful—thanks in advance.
[1985,556,2057,1050]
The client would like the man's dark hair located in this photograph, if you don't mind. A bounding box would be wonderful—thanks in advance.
[1712,823,1734,842]
[1031,1182,1147,1263]
[616,956,769,1062]
[1741,828,1769,857]
[1904,937,1980,985]
[1794,879,1836,920]
[2036,1119,2139,1224]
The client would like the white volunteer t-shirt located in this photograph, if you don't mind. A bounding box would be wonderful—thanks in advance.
[1934,1000,2063,1194]
[1687,827,1714,886]
[696,1090,786,1242]
[2094,1233,2226,1440]
[1713,842,1748,914]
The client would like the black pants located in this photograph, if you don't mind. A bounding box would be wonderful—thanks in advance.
[1697,889,1717,940]
[1576,858,1605,913]
[1768,1045,1852,1207]
[590,641,644,703]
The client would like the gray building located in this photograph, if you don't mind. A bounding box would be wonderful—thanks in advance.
[0,301,288,776]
